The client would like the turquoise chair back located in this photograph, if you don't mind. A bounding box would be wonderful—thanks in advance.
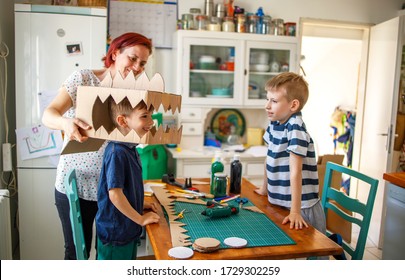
[321,162,378,260]
[65,169,88,260]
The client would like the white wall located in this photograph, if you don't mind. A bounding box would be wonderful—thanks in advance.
[178,0,403,25]
[301,37,362,158]
[161,0,404,95]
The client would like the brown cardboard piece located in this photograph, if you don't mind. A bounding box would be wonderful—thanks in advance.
[317,154,345,194]
[61,71,182,155]
[317,154,352,243]
[151,186,192,247]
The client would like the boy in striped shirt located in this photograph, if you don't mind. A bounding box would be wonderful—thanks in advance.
[255,72,326,235]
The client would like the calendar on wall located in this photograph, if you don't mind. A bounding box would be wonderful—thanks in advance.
[109,0,177,49]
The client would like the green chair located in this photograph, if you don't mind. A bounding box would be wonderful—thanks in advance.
[65,169,88,260]
[321,162,378,260]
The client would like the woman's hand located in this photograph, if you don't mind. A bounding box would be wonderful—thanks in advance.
[42,87,92,142]
[62,117,92,143]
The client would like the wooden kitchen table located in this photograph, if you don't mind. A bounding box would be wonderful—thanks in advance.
[144,177,343,260]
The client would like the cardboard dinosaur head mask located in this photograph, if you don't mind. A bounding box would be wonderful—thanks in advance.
[61,71,182,155]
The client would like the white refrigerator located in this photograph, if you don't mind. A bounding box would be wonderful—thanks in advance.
[14,3,107,259]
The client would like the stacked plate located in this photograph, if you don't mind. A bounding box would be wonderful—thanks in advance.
[250,64,270,72]
[224,237,248,248]
[207,87,231,98]
[168,246,194,259]
[250,51,269,64]
[199,55,218,70]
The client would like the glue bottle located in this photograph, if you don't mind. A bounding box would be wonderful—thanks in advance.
[230,153,242,194]
[210,151,224,195]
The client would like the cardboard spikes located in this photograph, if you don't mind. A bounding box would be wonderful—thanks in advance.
[61,71,182,155]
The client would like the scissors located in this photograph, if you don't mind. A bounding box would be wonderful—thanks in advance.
[177,209,188,219]
[236,197,248,208]
[236,198,248,204]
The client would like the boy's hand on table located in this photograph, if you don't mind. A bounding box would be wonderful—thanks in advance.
[254,187,267,196]
[282,212,308,230]
[144,201,159,212]
[141,212,160,226]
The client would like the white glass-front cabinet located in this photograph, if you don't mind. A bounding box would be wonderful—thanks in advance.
[245,40,298,106]
[175,30,298,108]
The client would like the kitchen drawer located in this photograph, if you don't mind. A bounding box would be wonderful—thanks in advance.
[246,162,265,176]
[383,183,405,259]
[180,107,202,122]
[182,123,203,136]
[183,163,211,178]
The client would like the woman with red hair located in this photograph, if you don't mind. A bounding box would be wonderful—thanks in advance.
[42,32,153,260]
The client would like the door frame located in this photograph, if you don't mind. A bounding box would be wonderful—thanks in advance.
[298,18,372,200]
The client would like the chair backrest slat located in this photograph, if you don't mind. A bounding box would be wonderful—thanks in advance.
[65,169,88,260]
[325,201,362,227]
[321,162,378,260]
[327,188,367,215]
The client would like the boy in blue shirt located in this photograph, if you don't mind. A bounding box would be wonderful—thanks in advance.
[96,97,160,260]
[255,72,326,235]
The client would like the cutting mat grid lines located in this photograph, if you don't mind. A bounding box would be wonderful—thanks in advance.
[173,201,295,248]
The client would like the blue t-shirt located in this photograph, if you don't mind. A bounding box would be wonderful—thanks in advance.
[96,141,144,246]
[263,112,319,209]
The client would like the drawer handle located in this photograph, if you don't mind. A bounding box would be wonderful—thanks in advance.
[189,127,195,131]
[189,113,195,117]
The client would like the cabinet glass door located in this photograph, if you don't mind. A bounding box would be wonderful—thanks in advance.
[181,37,243,106]
[244,41,297,106]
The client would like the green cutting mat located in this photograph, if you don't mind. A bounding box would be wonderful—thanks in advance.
[171,201,295,248]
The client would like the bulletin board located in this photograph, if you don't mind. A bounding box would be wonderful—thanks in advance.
[108,0,177,49]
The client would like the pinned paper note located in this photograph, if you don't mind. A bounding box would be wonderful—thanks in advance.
[16,124,63,160]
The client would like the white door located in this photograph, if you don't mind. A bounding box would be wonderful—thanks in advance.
[358,17,401,247]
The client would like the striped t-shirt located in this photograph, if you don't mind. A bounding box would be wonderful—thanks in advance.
[263,113,319,209]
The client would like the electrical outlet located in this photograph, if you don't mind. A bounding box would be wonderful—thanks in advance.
[2,143,12,172]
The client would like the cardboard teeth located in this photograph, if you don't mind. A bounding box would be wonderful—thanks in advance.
[61,71,182,155]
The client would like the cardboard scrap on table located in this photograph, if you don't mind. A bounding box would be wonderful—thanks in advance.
[151,186,192,247]
[175,197,206,205]
[242,206,264,214]
[61,71,182,155]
